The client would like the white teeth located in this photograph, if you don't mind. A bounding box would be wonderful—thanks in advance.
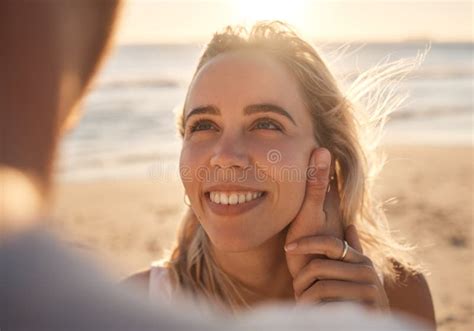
[220,192,229,204]
[229,193,238,205]
[246,192,252,201]
[209,191,264,205]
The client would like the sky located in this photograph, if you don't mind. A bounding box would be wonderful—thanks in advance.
[115,0,473,44]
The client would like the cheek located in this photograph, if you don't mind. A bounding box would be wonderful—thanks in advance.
[262,145,312,226]
[269,164,308,228]
[179,144,208,205]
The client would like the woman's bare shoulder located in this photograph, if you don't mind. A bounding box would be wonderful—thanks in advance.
[384,262,436,329]
[121,269,151,293]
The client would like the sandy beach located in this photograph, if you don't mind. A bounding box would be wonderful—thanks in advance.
[51,145,473,331]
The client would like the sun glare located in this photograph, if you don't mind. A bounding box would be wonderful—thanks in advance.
[231,0,308,27]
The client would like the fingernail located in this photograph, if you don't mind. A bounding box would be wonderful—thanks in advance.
[313,149,330,171]
[284,242,297,251]
[316,163,328,171]
[312,153,328,171]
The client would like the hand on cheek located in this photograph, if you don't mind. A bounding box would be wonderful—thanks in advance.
[284,147,341,278]
[283,156,389,311]
[285,225,390,311]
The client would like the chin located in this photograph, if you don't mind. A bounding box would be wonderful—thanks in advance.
[207,233,264,253]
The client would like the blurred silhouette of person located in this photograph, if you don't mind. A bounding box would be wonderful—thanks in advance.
[0,1,426,330]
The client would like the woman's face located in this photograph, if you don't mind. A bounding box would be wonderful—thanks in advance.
[180,50,317,251]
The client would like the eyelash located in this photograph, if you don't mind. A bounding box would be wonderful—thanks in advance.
[187,118,283,134]
[251,118,283,131]
[188,119,218,133]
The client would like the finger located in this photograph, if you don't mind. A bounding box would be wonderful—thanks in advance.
[284,148,332,238]
[284,148,332,278]
[285,235,370,265]
[302,148,332,214]
[297,280,379,305]
[293,259,378,298]
[345,224,363,253]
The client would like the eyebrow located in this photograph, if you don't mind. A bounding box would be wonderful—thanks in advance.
[184,105,220,124]
[185,103,297,126]
[244,103,296,125]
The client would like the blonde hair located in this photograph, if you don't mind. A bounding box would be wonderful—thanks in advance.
[166,21,423,312]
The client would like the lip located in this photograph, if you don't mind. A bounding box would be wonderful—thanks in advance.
[204,191,267,216]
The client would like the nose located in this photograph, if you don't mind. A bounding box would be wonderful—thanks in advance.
[209,135,250,170]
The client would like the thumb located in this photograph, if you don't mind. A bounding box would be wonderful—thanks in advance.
[285,147,332,241]
[301,147,332,216]
[284,148,332,279]
[345,224,363,253]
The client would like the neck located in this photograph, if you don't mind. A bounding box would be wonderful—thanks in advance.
[211,229,294,305]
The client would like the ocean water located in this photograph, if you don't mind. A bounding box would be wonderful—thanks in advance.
[58,42,473,181]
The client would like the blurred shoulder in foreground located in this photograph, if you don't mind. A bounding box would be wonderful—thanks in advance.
[122,268,151,294]
[0,229,429,330]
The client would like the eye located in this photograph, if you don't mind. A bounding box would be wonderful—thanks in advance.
[252,118,283,131]
[188,119,218,133]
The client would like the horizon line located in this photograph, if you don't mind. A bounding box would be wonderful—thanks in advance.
[116,39,474,47]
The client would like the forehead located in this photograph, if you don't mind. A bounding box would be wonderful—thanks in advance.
[185,50,306,116]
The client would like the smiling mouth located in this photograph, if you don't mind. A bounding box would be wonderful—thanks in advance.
[203,190,267,216]
[207,191,265,205]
